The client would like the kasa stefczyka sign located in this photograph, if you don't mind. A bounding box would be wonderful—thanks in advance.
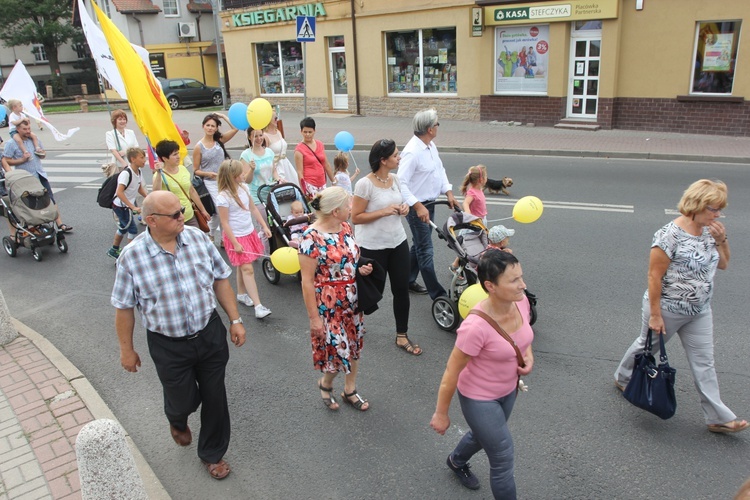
[232,2,327,27]
[484,0,618,26]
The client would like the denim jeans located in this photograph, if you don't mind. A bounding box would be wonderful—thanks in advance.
[406,204,446,299]
[452,389,517,500]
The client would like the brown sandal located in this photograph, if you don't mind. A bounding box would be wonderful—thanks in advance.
[318,379,339,411]
[708,419,749,434]
[396,334,422,356]
[342,390,369,411]
[203,459,231,480]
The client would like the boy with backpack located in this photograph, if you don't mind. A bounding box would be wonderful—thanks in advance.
[107,147,148,259]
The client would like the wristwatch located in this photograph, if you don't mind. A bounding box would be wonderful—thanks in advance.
[230,318,244,325]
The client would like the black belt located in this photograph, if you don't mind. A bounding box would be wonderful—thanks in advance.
[147,310,219,341]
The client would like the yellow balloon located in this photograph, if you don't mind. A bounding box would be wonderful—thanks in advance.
[512,196,544,224]
[458,284,489,319]
[247,98,273,130]
[271,247,301,274]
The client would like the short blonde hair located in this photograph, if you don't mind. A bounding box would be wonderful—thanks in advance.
[110,109,127,127]
[310,186,349,217]
[7,99,22,111]
[677,179,727,216]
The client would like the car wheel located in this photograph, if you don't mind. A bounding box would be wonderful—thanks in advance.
[167,96,180,110]
[212,92,223,106]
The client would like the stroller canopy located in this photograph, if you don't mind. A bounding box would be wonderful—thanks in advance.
[5,170,58,226]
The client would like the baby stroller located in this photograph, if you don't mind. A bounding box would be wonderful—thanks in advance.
[257,182,312,284]
[0,170,68,262]
[428,202,537,332]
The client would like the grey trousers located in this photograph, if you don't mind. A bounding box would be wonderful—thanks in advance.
[614,296,736,425]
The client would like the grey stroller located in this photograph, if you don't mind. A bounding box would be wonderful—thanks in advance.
[0,170,68,261]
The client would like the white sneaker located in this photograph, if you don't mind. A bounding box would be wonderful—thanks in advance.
[254,304,272,319]
[237,294,254,307]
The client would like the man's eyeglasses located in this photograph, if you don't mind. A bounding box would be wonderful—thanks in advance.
[151,207,186,219]
[433,122,440,127]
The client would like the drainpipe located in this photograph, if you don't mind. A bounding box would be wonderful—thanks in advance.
[131,14,145,47]
[196,13,202,42]
[350,0,361,115]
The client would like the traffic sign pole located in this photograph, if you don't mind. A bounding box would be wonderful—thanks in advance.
[296,16,316,118]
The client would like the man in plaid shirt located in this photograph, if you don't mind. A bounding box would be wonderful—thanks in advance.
[112,190,246,481]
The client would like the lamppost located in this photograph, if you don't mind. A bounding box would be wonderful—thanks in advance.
[210,0,228,109]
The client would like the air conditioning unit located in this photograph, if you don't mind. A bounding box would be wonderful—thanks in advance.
[178,22,197,38]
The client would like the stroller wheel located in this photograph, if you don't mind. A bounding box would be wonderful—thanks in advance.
[32,246,43,262]
[432,296,461,332]
[57,238,68,253]
[2,236,17,257]
[261,257,280,284]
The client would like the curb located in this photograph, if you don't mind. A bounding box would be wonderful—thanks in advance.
[11,318,171,500]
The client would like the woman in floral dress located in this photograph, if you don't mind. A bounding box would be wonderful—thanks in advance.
[299,187,373,412]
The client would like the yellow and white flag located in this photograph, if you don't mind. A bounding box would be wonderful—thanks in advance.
[92,0,186,160]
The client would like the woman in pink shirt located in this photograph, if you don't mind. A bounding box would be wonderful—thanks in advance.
[294,117,334,199]
[431,250,535,499]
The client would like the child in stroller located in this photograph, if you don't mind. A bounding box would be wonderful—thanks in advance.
[430,207,537,330]
[257,182,313,283]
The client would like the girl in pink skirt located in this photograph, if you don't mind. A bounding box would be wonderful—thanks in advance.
[217,159,273,319]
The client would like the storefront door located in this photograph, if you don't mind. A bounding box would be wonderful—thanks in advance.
[567,37,601,118]
[329,47,348,110]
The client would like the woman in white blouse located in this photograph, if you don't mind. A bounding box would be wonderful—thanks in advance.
[105,109,139,169]
[351,139,422,356]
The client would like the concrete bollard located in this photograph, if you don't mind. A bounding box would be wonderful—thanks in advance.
[0,289,19,345]
[81,83,88,95]
[45,85,53,100]
[80,99,89,112]
[76,419,148,500]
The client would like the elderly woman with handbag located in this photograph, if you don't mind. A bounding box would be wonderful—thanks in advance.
[430,250,534,499]
[614,179,747,434]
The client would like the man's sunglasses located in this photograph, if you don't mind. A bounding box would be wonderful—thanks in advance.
[151,207,186,219]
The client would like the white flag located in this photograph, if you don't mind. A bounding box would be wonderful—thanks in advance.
[77,0,151,99]
[0,61,80,141]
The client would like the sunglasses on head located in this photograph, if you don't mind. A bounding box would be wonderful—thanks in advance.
[151,207,186,219]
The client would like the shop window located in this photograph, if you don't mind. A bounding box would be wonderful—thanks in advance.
[495,25,549,95]
[385,28,457,95]
[691,21,741,95]
[163,0,180,17]
[256,41,304,95]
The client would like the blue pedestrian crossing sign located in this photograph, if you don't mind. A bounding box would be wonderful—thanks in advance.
[296,16,316,42]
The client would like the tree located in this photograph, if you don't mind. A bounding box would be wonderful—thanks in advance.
[0,0,79,93]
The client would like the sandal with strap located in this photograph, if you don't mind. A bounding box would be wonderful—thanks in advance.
[396,334,423,356]
[341,390,369,411]
[203,459,231,480]
[318,380,339,411]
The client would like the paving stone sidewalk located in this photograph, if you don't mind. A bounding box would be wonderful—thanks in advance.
[0,336,91,499]
[0,322,168,500]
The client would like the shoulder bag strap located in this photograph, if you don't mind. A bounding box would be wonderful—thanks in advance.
[163,170,191,201]
[303,141,325,168]
[468,309,526,367]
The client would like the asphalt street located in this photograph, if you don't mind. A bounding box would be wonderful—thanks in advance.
[1,150,749,499]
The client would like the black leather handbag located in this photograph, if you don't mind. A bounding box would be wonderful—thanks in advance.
[192,175,216,216]
[623,329,677,420]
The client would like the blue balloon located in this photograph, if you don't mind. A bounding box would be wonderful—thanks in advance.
[334,131,355,152]
[228,102,249,130]
[0,106,6,122]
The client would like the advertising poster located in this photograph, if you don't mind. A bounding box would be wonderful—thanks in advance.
[495,25,549,94]
[702,33,733,72]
